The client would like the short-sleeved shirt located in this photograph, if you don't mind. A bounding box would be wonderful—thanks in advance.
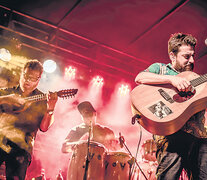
[144,63,207,139]
[65,123,116,150]
[0,85,47,155]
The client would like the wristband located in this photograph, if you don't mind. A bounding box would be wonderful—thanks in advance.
[47,109,54,115]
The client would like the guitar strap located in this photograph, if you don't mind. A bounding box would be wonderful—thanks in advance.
[159,63,167,75]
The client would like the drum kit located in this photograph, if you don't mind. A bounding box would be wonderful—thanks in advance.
[0,138,188,179]
[67,141,106,180]
[67,139,158,180]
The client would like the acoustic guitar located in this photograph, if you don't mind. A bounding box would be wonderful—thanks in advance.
[131,71,207,136]
[0,88,78,153]
[13,88,78,112]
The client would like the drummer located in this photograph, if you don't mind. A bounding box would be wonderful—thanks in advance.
[61,101,122,153]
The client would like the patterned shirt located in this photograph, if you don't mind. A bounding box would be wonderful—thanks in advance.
[144,63,207,139]
[0,85,47,155]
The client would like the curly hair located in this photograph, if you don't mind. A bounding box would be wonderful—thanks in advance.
[168,32,197,55]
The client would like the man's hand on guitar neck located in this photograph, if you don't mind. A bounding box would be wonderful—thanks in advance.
[40,92,58,132]
[46,91,58,112]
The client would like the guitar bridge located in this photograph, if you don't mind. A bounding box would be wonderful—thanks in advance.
[158,89,174,103]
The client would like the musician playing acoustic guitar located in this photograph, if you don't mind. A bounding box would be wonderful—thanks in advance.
[135,33,207,180]
[0,60,58,179]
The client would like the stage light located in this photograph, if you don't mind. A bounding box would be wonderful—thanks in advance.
[11,38,22,51]
[0,48,11,62]
[118,84,130,96]
[92,76,104,87]
[43,59,57,73]
[205,38,207,46]
[65,66,76,80]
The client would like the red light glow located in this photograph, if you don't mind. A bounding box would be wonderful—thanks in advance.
[65,66,76,80]
[118,84,130,96]
[92,76,104,87]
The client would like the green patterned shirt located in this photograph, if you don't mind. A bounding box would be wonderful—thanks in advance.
[144,63,207,139]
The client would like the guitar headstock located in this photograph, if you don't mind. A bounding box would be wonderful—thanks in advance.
[57,89,78,99]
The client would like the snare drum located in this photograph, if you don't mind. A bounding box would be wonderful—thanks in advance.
[67,141,106,180]
[105,152,134,180]
[142,139,157,162]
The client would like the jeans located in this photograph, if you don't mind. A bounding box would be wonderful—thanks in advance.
[0,142,31,180]
[156,131,207,180]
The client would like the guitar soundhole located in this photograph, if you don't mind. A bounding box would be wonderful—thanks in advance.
[173,89,195,103]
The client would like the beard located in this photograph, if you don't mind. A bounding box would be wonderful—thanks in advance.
[174,61,194,72]
[184,63,194,71]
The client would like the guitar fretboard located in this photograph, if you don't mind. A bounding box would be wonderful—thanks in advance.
[22,89,78,102]
[190,74,207,87]
[24,94,47,102]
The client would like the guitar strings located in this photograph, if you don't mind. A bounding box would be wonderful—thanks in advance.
[24,94,46,102]
[190,74,207,87]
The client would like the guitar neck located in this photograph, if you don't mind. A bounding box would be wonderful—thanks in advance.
[190,73,207,87]
[24,94,47,102]
[22,88,78,102]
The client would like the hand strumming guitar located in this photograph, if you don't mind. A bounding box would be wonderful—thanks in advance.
[0,94,26,109]
[169,76,192,92]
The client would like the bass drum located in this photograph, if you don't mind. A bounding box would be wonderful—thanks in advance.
[67,141,106,180]
[104,152,134,180]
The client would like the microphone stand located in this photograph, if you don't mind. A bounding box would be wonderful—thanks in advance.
[83,120,93,180]
[119,132,148,180]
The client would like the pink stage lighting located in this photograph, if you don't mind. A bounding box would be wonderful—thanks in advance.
[92,76,104,87]
[118,84,130,96]
[64,66,76,80]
